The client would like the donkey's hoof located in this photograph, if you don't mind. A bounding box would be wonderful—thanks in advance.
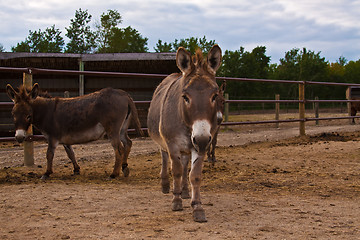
[193,207,207,222]
[122,167,130,177]
[108,174,117,179]
[161,183,170,194]
[181,190,191,199]
[72,170,80,176]
[172,198,183,211]
[207,157,216,165]
[40,174,50,180]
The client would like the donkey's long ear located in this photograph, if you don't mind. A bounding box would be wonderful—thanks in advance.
[219,80,226,94]
[176,47,193,75]
[30,83,39,99]
[207,45,222,75]
[6,84,17,102]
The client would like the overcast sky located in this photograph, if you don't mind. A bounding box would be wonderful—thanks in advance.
[1,0,360,64]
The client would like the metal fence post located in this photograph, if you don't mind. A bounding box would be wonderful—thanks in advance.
[224,93,229,130]
[275,94,280,128]
[315,96,319,125]
[79,59,84,96]
[299,82,306,136]
[23,72,34,166]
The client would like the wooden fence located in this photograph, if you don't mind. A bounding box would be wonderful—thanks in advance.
[1,66,360,166]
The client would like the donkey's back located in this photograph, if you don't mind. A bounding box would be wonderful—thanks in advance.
[49,88,133,144]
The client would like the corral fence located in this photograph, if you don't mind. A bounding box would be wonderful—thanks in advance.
[1,66,360,166]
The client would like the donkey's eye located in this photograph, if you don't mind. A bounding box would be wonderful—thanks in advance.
[212,94,218,102]
[26,115,32,121]
[182,95,190,104]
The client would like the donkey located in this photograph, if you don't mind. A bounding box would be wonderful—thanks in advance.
[207,81,226,164]
[350,98,360,124]
[6,83,144,180]
[147,45,222,222]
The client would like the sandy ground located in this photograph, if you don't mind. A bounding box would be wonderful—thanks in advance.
[0,122,360,239]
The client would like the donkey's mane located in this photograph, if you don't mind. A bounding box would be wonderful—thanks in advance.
[192,48,207,72]
[18,85,52,100]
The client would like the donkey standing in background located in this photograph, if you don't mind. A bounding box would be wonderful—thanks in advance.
[6,83,143,179]
[147,45,222,222]
[350,97,360,124]
[207,81,226,164]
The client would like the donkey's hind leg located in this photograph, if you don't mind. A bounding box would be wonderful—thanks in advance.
[63,145,80,175]
[120,130,132,177]
[109,136,125,179]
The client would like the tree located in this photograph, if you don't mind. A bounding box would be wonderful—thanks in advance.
[95,9,122,52]
[11,25,64,53]
[337,56,347,66]
[218,46,271,99]
[154,36,216,54]
[0,43,5,52]
[65,8,95,53]
[273,48,329,99]
[344,60,360,83]
[107,26,148,53]
[94,9,148,53]
[154,40,172,52]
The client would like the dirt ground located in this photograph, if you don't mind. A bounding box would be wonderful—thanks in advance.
[0,121,360,239]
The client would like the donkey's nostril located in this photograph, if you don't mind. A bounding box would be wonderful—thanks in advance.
[192,135,212,153]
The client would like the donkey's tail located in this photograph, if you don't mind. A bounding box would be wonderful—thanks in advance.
[128,97,145,137]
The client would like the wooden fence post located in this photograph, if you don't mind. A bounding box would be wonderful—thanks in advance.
[275,94,280,128]
[299,82,306,136]
[79,59,84,96]
[346,87,353,124]
[23,72,34,166]
[224,93,229,130]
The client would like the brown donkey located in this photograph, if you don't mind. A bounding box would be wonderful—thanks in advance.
[147,45,222,222]
[6,84,143,179]
[207,81,226,164]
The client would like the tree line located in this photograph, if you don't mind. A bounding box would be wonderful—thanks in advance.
[1,8,359,102]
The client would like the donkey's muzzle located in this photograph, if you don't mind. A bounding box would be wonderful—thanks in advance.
[15,129,26,143]
[192,135,212,154]
[191,120,212,154]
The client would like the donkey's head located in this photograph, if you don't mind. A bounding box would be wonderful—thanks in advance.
[6,83,39,143]
[176,45,222,154]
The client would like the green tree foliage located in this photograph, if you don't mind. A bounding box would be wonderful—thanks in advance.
[218,46,271,99]
[106,26,148,53]
[344,60,360,83]
[95,9,122,52]
[65,8,95,53]
[0,43,5,52]
[94,10,148,53]
[154,40,172,53]
[154,36,216,54]
[11,25,64,53]
[273,48,329,99]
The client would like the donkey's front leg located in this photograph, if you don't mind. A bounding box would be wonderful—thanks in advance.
[160,149,170,194]
[41,140,59,180]
[190,149,207,222]
[181,154,190,199]
[169,152,183,211]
